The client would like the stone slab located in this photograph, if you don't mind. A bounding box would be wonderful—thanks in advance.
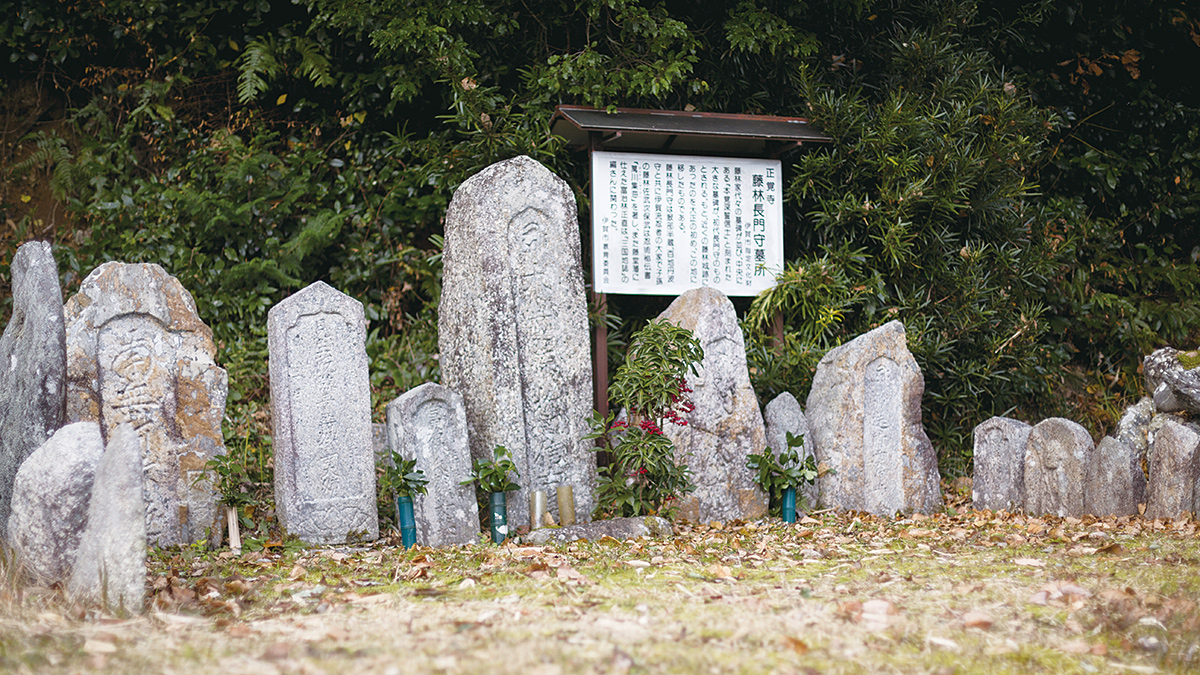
[1023,418,1094,517]
[806,321,942,515]
[972,417,1031,512]
[386,383,480,547]
[268,281,378,544]
[68,423,147,613]
[657,287,768,523]
[6,422,104,584]
[1144,414,1200,519]
[64,262,227,547]
[522,516,673,545]
[438,156,596,528]
[0,241,66,538]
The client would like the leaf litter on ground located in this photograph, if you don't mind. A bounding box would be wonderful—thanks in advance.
[1,506,1198,673]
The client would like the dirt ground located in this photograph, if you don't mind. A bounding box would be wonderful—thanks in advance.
[2,506,1199,674]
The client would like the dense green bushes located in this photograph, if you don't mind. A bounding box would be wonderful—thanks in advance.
[2,0,1198,489]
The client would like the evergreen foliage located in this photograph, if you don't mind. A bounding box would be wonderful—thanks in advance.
[1,0,1197,495]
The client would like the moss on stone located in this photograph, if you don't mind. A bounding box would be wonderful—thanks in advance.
[1176,350,1200,370]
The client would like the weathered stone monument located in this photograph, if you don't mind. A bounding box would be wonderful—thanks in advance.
[386,383,479,547]
[6,422,104,584]
[764,392,817,512]
[1023,418,1094,517]
[69,423,147,613]
[268,281,378,544]
[1088,397,1152,516]
[0,241,66,539]
[656,287,767,523]
[63,262,227,547]
[438,155,595,528]
[1144,414,1200,519]
[806,321,942,515]
[1144,348,1200,414]
[972,417,1031,512]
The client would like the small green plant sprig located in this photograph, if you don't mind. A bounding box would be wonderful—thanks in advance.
[379,450,429,498]
[202,450,256,509]
[588,320,702,518]
[461,445,520,493]
[747,432,820,514]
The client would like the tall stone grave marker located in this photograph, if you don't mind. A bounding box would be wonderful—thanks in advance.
[439,156,595,528]
[764,392,817,512]
[1088,397,1152,516]
[64,262,227,547]
[0,241,66,538]
[269,281,378,544]
[657,287,768,523]
[69,423,147,613]
[1144,414,1200,519]
[386,383,479,546]
[6,422,104,584]
[806,321,942,515]
[972,417,1031,512]
[1023,418,1094,517]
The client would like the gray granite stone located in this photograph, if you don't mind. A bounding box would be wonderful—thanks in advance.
[972,416,1031,512]
[438,156,596,528]
[64,262,227,547]
[0,241,66,538]
[1144,348,1200,415]
[1089,437,1146,516]
[1023,418,1094,517]
[806,321,942,515]
[68,423,147,613]
[268,281,378,544]
[386,383,480,547]
[763,392,817,512]
[656,287,768,523]
[6,422,103,584]
[1144,414,1200,519]
[522,516,673,545]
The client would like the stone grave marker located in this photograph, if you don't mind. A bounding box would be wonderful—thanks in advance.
[806,321,941,515]
[1088,397,1153,516]
[438,156,595,528]
[1144,414,1200,519]
[1023,418,1093,517]
[763,391,816,512]
[972,417,1031,512]
[386,383,479,547]
[6,422,104,584]
[268,281,377,544]
[64,262,227,547]
[68,423,147,613]
[657,287,768,523]
[0,241,66,538]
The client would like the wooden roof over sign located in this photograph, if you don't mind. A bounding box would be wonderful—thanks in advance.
[550,105,831,158]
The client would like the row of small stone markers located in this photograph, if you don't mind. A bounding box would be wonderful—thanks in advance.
[1,244,230,612]
[975,348,1200,519]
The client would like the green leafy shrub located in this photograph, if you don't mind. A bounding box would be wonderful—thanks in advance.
[461,446,521,494]
[587,320,702,518]
[746,432,819,515]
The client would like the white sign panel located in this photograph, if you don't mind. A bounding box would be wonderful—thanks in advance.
[591,150,783,296]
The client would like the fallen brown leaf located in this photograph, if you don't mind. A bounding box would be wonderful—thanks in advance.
[962,611,993,629]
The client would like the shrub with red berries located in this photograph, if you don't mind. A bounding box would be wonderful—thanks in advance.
[587,320,703,518]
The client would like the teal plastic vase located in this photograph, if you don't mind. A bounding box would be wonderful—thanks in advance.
[489,492,509,544]
[782,486,797,523]
[397,495,417,549]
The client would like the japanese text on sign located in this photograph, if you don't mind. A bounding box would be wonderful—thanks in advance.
[591,150,783,296]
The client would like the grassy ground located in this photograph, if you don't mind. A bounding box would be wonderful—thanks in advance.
[2,504,1198,674]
